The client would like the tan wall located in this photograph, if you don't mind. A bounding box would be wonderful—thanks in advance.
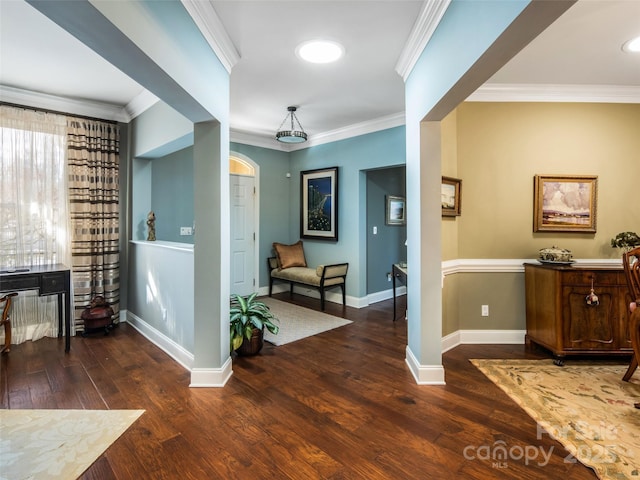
[441,102,640,336]
[456,272,526,331]
[456,102,640,259]
[442,273,460,335]
[441,109,459,261]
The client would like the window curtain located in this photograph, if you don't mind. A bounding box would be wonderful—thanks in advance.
[0,105,71,342]
[66,117,120,331]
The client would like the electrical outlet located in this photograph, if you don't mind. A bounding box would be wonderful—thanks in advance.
[481,305,489,317]
[180,227,193,236]
[387,272,392,282]
[373,226,377,235]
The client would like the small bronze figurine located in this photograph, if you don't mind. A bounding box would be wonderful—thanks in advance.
[147,211,156,241]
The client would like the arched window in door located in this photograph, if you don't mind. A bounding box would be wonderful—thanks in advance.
[230,156,254,176]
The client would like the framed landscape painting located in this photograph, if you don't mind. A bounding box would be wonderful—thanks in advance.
[386,195,406,225]
[533,174,598,233]
[441,176,461,217]
[300,167,338,241]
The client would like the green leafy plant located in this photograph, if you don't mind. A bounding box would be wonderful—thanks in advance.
[229,293,279,351]
[610,231,640,251]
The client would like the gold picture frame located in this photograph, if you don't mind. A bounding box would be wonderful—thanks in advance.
[441,176,461,217]
[533,174,598,233]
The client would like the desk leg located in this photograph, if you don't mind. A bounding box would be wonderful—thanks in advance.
[57,292,63,338]
[392,269,397,322]
[64,292,71,352]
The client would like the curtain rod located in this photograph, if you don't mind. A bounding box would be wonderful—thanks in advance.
[0,101,119,125]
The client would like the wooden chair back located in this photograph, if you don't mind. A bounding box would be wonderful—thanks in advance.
[623,246,640,303]
[0,292,18,353]
[622,246,640,385]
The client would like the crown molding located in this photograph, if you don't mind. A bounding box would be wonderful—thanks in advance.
[467,83,640,103]
[0,85,131,122]
[294,112,405,150]
[231,112,406,152]
[395,0,451,82]
[125,89,159,119]
[230,129,288,151]
[180,0,239,74]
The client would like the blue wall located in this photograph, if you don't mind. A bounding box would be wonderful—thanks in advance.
[290,126,406,298]
[366,166,406,293]
[152,147,194,243]
[133,126,406,301]
[229,143,290,287]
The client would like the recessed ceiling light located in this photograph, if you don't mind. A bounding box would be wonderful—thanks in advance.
[296,40,344,64]
[622,36,640,53]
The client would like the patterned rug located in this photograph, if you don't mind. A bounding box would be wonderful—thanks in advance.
[261,297,352,346]
[471,359,640,479]
[0,409,144,479]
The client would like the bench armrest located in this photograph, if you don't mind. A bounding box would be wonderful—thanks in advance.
[268,256,279,270]
[318,263,348,279]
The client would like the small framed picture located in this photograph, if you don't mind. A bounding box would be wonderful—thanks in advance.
[300,167,338,241]
[441,176,461,217]
[386,195,406,226]
[533,174,598,233]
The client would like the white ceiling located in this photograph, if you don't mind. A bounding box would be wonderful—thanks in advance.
[1,1,639,143]
[0,0,145,106]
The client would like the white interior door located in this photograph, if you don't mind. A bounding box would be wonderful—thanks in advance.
[230,174,255,296]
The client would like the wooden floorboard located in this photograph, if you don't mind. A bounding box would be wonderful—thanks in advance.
[0,292,600,479]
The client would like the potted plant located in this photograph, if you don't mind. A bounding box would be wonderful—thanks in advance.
[611,231,640,254]
[230,293,279,356]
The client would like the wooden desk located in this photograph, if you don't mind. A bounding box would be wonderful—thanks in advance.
[0,264,72,352]
[392,263,407,321]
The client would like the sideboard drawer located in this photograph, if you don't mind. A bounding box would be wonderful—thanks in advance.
[41,273,67,294]
[562,270,624,287]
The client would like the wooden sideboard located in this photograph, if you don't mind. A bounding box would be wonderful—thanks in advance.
[524,262,633,365]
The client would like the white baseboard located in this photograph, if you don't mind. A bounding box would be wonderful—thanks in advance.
[126,310,234,387]
[367,286,406,305]
[190,357,233,387]
[257,283,366,308]
[258,283,406,309]
[405,346,446,385]
[125,311,194,371]
[442,329,526,353]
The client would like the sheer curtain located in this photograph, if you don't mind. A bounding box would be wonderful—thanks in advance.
[0,105,72,342]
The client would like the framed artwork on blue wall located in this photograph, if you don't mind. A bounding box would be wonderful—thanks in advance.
[300,167,338,241]
[386,195,406,225]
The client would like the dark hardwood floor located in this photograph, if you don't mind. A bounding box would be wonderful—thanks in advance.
[0,293,598,479]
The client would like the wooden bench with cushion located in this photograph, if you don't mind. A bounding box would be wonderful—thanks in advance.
[268,240,348,311]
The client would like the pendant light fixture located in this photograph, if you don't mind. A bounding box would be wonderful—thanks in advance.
[275,106,307,144]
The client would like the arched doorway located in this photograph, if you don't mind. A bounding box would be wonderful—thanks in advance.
[229,153,259,296]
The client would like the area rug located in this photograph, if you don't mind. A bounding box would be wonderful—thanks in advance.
[471,359,640,479]
[0,409,144,480]
[261,297,352,346]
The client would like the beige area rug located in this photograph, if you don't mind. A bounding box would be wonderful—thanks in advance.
[261,297,352,346]
[471,359,640,479]
[0,409,144,480]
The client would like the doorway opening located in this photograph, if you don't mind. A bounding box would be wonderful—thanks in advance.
[229,153,259,296]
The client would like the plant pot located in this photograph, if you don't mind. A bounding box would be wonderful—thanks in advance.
[235,327,264,356]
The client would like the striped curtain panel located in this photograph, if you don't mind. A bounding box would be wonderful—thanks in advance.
[66,117,120,331]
